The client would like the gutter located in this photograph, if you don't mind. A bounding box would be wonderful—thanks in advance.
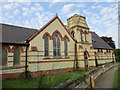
[1,42,29,46]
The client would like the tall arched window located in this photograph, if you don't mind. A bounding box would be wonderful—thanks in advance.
[13,48,20,66]
[2,47,7,66]
[71,31,74,38]
[64,38,68,56]
[80,31,83,42]
[85,33,87,42]
[44,35,49,56]
[53,33,61,57]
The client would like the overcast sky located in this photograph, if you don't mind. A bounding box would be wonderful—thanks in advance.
[0,0,119,48]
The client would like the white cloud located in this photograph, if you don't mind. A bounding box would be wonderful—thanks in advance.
[34,3,41,7]
[61,3,75,13]
[22,7,32,16]
[22,3,44,16]
[31,6,44,11]
[20,11,54,29]
[61,3,85,13]
[27,0,120,2]
[2,0,32,2]
[67,10,80,17]
[31,7,36,11]
[35,12,53,28]
[83,10,93,15]
[52,0,65,2]
[84,3,118,47]
[100,4,117,15]
[24,20,29,25]
[100,7,109,14]
[4,12,13,18]
[76,3,85,7]
[91,20,100,24]
[13,9,19,15]
[2,2,21,10]
[91,5,102,9]
[22,7,29,11]
[92,23,118,47]
[2,4,12,9]
[22,12,28,16]
[1,0,120,2]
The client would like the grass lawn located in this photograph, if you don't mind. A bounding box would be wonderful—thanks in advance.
[113,67,120,88]
[2,69,91,88]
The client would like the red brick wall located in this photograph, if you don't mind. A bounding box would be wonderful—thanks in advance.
[1,66,95,79]
[1,72,23,79]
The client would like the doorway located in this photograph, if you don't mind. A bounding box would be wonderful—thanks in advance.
[95,56,98,67]
[84,52,88,67]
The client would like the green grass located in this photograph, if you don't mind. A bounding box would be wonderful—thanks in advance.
[113,68,120,88]
[2,78,39,88]
[2,69,90,88]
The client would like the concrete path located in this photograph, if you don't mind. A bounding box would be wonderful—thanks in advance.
[95,66,118,88]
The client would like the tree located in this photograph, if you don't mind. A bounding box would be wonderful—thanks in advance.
[101,36,116,49]
[114,49,120,62]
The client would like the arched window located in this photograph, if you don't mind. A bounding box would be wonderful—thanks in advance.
[85,33,87,42]
[80,31,83,42]
[2,47,7,66]
[53,33,61,57]
[44,35,49,56]
[71,31,74,38]
[13,48,20,66]
[64,38,68,56]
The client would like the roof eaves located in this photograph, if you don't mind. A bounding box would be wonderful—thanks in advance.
[93,47,113,50]
[1,42,29,46]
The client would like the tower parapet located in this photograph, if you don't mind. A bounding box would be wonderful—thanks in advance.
[67,14,89,30]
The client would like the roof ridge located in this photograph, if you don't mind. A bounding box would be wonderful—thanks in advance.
[0,23,38,31]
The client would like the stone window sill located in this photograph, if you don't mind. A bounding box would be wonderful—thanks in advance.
[43,56,70,59]
[81,41,89,44]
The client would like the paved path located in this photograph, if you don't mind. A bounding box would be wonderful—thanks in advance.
[95,66,118,88]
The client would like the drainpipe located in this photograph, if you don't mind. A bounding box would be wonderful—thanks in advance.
[74,40,78,70]
[25,40,29,78]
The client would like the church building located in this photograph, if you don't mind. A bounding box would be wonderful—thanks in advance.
[0,14,115,79]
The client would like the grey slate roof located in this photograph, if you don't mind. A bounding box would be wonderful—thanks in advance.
[90,31,113,49]
[0,23,38,45]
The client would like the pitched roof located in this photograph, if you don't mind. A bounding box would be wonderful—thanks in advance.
[1,23,38,45]
[90,31,113,49]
